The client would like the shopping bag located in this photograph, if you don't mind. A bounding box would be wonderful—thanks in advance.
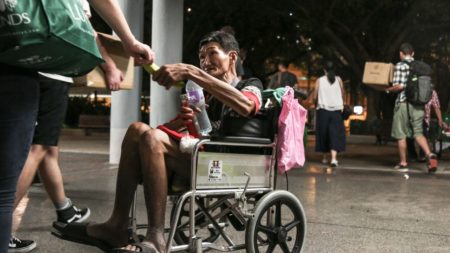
[0,0,103,77]
[277,86,307,173]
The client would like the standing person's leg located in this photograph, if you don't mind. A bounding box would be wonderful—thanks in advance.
[0,69,39,252]
[391,103,409,169]
[11,78,89,252]
[409,105,437,172]
[418,122,429,161]
[328,110,346,167]
[315,109,330,161]
[13,146,48,209]
[397,139,408,165]
[39,146,65,205]
[31,79,89,222]
[406,137,418,161]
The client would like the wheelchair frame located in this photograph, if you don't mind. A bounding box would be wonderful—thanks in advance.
[130,133,307,253]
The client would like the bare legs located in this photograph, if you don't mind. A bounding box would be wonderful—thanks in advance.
[87,122,189,252]
[13,145,67,222]
[398,135,431,165]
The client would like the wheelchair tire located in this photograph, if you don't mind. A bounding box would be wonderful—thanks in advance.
[170,197,222,245]
[245,190,306,253]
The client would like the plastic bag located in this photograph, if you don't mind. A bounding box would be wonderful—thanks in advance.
[0,0,103,76]
[277,86,307,173]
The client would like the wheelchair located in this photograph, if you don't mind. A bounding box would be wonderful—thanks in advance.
[129,105,307,253]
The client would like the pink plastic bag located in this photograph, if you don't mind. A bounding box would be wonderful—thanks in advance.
[277,87,307,173]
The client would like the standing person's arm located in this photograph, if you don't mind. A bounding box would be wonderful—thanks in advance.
[338,77,345,103]
[430,92,448,129]
[87,0,155,65]
[95,33,123,90]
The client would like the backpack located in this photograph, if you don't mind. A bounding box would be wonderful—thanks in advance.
[404,61,433,106]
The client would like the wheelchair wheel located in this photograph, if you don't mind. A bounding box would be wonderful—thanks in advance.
[170,197,222,245]
[246,190,306,253]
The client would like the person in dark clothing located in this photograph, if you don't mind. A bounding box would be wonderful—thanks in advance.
[0,0,154,251]
[267,60,298,89]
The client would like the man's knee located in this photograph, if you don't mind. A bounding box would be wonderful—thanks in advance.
[139,129,166,154]
[125,122,151,142]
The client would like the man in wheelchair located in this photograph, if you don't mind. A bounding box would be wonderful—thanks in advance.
[53,31,264,253]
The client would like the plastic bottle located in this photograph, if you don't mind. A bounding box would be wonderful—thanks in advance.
[185,80,212,136]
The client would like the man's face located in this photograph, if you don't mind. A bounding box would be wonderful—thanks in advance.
[199,42,235,78]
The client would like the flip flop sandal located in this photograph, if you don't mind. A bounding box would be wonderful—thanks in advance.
[52,222,113,252]
[110,242,157,253]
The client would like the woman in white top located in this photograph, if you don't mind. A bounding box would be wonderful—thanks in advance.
[312,61,346,167]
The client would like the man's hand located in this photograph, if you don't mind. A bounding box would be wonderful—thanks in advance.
[124,39,155,66]
[152,64,189,90]
[104,67,123,91]
[179,100,199,124]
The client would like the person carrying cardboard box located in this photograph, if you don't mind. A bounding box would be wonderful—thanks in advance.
[385,43,438,173]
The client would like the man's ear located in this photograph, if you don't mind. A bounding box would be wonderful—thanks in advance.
[228,51,238,63]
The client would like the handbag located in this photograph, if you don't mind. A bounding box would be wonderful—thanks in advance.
[342,105,352,120]
[0,0,103,77]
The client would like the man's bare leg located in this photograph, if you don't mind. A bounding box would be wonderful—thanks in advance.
[87,122,153,247]
[119,128,189,253]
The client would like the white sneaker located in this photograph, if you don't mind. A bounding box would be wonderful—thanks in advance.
[330,160,339,168]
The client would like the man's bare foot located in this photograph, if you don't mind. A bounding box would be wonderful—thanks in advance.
[86,222,130,248]
[113,241,159,253]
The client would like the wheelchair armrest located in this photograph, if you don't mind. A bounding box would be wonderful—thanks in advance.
[210,136,272,144]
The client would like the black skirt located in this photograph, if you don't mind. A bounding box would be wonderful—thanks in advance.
[315,109,346,152]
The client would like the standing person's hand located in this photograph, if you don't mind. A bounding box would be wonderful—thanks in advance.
[123,39,155,66]
[104,67,123,91]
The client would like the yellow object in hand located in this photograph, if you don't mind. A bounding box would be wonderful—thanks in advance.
[143,63,184,88]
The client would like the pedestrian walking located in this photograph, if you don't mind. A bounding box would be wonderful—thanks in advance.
[312,60,346,167]
[385,43,438,173]
[0,0,154,251]
[406,89,448,162]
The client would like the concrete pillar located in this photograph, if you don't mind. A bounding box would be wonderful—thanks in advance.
[150,0,184,127]
[109,0,144,164]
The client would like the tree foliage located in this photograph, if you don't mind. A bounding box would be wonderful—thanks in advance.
[181,0,450,119]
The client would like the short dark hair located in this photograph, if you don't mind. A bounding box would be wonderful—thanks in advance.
[399,43,414,55]
[199,31,240,54]
[277,60,290,68]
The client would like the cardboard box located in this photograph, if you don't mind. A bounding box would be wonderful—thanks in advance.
[73,33,134,90]
[362,62,394,91]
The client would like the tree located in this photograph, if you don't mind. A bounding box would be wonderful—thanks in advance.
[182,0,450,119]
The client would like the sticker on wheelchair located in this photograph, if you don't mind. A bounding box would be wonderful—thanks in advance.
[208,160,223,182]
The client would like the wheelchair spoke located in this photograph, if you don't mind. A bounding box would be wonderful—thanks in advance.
[279,242,290,253]
[256,224,277,236]
[285,220,301,232]
[275,201,282,227]
[267,242,277,253]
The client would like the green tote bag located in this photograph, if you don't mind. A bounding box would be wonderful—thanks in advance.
[0,0,103,77]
